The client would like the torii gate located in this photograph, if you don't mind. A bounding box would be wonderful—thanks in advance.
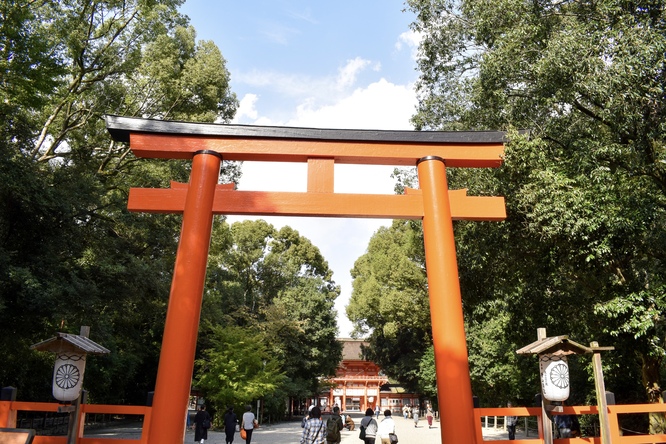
[105,115,507,444]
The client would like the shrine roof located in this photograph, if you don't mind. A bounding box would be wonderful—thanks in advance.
[341,339,368,361]
[105,115,509,145]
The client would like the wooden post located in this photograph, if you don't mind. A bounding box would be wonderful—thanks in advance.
[147,151,222,444]
[591,341,612,444]
[418,156,477,444]
[67,326,90,444]
[538,328,554,444]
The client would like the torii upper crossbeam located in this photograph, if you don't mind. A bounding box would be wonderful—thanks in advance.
[105,115,508,444]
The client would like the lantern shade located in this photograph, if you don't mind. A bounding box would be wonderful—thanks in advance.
[52,353,86,402]
[539,354,569,401]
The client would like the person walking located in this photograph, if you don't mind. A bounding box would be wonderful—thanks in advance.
[506,401,518,440]
[241,405,256,444]
[377,410,396,444]
[325,406,344,444]
[300,406,326,444]
[412,404,419,428]
[375,406,380,419]
[426,405,434,428]
[360,407,378,444]
[223,406,238,444]
[192,404,211,444]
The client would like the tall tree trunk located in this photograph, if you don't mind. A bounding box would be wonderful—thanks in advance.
[641,354,665,435]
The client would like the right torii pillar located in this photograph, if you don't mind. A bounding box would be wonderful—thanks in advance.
[418,156,478,443]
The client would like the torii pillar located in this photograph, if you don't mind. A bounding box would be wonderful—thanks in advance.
[418,156,477,441]
[105,115,509,444]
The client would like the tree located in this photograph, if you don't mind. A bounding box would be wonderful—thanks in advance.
[407,0,666,422]
[347,220,430,392]
[202,220,342,417]
[0,0,239,403]
[194,324,286,421]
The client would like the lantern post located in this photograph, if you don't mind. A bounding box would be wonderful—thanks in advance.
[517,328,613,444]
[31,326,109,444]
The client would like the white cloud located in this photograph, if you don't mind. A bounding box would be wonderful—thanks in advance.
[287,78,416,129]
[396,29,423,60]
[336,57,373,90]
[235,93,259,121]
[235,69,347,106]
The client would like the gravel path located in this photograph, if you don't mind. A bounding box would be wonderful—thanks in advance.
[85,412,533,443]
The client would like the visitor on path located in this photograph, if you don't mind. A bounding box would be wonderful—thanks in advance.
[412,404,419,427]
[554,413,580,438]
[377,410,396,444]
[300,406,326,444]
[375,406,380,418]
[345,414,355,431]
[302,404,315,428]
[223,406,238,444]
[426,405,434,428]
[506,402,518,440]
[402,405,409,420]
[241,405,257,444]
[360,407,378,444]
[325,406,344,444]
[192,404,211,444]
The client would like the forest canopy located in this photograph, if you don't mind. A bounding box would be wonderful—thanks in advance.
[0,0,340,419]
[348,0,666,427]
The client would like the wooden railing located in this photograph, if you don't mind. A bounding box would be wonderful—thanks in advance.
[0,401,151,444]
[474,404,666,443]
[3,400,666,443]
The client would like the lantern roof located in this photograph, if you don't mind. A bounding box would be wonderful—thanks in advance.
[516,335,592,356]
[31,332,110,355]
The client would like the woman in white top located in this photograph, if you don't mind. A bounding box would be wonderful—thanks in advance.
[376,410,396,444]
[241,405,256,444]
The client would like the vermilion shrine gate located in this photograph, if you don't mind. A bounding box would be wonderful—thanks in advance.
[105,115,508,444]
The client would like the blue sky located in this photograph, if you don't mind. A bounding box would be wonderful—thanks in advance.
[179,1,421,336]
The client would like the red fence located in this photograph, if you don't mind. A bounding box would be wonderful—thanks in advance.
[2,400,666,443]
[474,404,666,443]
[0,401,151,444]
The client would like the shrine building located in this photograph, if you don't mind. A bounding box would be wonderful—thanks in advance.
[319,339,420,414]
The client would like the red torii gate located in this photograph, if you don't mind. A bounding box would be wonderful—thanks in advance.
[105,115,507,444]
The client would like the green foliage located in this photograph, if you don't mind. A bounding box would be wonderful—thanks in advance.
[202,219,342,414]
[0,0,240,404]
[347,220,430,391]
[0,0,342,415]
[194,325,286,415]
[407,0,666,407]
[417,345,437,402]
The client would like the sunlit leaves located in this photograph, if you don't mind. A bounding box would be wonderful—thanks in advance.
[194,325,286,413]
[408,0,666,404]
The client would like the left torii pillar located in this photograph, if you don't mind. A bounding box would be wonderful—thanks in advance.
[148,150,221,444]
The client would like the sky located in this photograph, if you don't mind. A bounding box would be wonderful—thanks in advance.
[178,1,421,337]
